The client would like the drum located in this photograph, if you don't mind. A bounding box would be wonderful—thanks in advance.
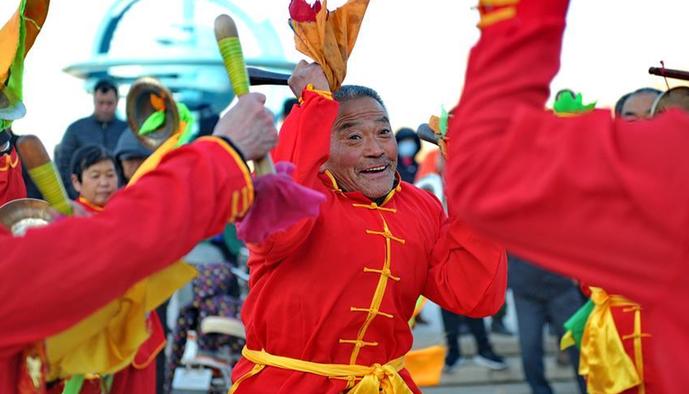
[126,77,180,150]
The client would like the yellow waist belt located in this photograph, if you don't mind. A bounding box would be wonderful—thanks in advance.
[230,347,412,394]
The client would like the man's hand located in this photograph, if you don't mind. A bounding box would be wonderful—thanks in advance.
[288,60,329,97]
[213,93,278,161]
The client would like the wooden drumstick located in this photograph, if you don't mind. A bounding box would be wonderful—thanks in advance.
[649,67,689,81]
[16,135,72,215]
[215,14,275,176]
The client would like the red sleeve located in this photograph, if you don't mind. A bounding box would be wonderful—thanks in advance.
[250,89,339,264]
[0,137,253,356]
[423,211,508,318]
[445,0,689,304]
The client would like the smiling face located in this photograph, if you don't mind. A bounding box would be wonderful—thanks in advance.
[325,96,397,200]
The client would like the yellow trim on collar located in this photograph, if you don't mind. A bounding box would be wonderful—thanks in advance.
[478,6,517,28]
[480,0,519,6]
[323,169,342,191]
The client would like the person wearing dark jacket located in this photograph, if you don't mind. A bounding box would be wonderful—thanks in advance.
[509,254,586,394]
[55,79,127,198]
[394,127,421,183]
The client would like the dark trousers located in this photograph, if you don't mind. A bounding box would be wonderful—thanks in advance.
[441,309,491,364]
[156,300,169,394]
[513,288,587,394]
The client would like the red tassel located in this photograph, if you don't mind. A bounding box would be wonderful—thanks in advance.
[289,0,322,22]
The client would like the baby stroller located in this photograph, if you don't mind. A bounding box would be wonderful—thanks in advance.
[166,261,246,394]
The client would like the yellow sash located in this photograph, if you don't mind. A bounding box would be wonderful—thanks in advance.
[230,347,412,394]
[580,287,646,394]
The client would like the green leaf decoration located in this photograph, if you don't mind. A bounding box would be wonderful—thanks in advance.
[553,91,596,115]
[139,110,166,136]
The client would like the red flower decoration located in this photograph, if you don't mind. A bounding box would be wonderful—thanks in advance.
[289,0,322,22]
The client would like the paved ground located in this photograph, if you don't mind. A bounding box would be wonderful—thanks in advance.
[423,381,580,393]
[411,292,582,393]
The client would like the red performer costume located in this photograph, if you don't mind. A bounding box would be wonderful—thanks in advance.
[0,137,254,393]
[230,88,507,393]
[43,198,167,394]
[0,146,26,204]
[447,0,688,392]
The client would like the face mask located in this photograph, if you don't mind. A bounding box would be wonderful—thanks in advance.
[398,140,417,157]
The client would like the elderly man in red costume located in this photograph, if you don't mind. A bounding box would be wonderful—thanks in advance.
[228,62,507,393]
[0,92,277,393]
[446,0,689,393]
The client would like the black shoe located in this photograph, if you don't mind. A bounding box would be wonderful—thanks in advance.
[491,321,514,336]
[474,349,507,370]
[443,356,466,374]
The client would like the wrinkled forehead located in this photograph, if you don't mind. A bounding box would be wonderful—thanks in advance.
[333,97,389,131]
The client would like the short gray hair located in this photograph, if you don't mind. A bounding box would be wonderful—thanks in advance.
[333,85,386,110]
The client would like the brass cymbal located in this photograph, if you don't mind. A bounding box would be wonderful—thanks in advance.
[126,77,180,150]
[651,86,689,116]
[0,198,55,236]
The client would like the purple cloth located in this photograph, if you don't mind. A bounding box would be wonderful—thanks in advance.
[237,161,325,243]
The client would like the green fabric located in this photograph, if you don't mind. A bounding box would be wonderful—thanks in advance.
[101,374,114,393]
[553,91,596,115]
[138,110,166,136]
[223,224,244,257]
[1,0,28,131]
[439,106,448,137]
[563,299,594,349]
[138,102,197,146]
[61,374,112,394]
[61,374,85,394]
[175,102,196,146]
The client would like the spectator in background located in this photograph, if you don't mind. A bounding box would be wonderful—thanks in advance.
[441,307,507,373]
[508,254,586,394]
[70,145,119,210]
[282,97,299,120]
[395,127,421,183]
[56,79,127,198]
[114,128,153,184]
[614,88,662,121]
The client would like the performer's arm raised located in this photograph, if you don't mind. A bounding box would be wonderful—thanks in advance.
[445,0,689,304]
[250,62,339,263]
